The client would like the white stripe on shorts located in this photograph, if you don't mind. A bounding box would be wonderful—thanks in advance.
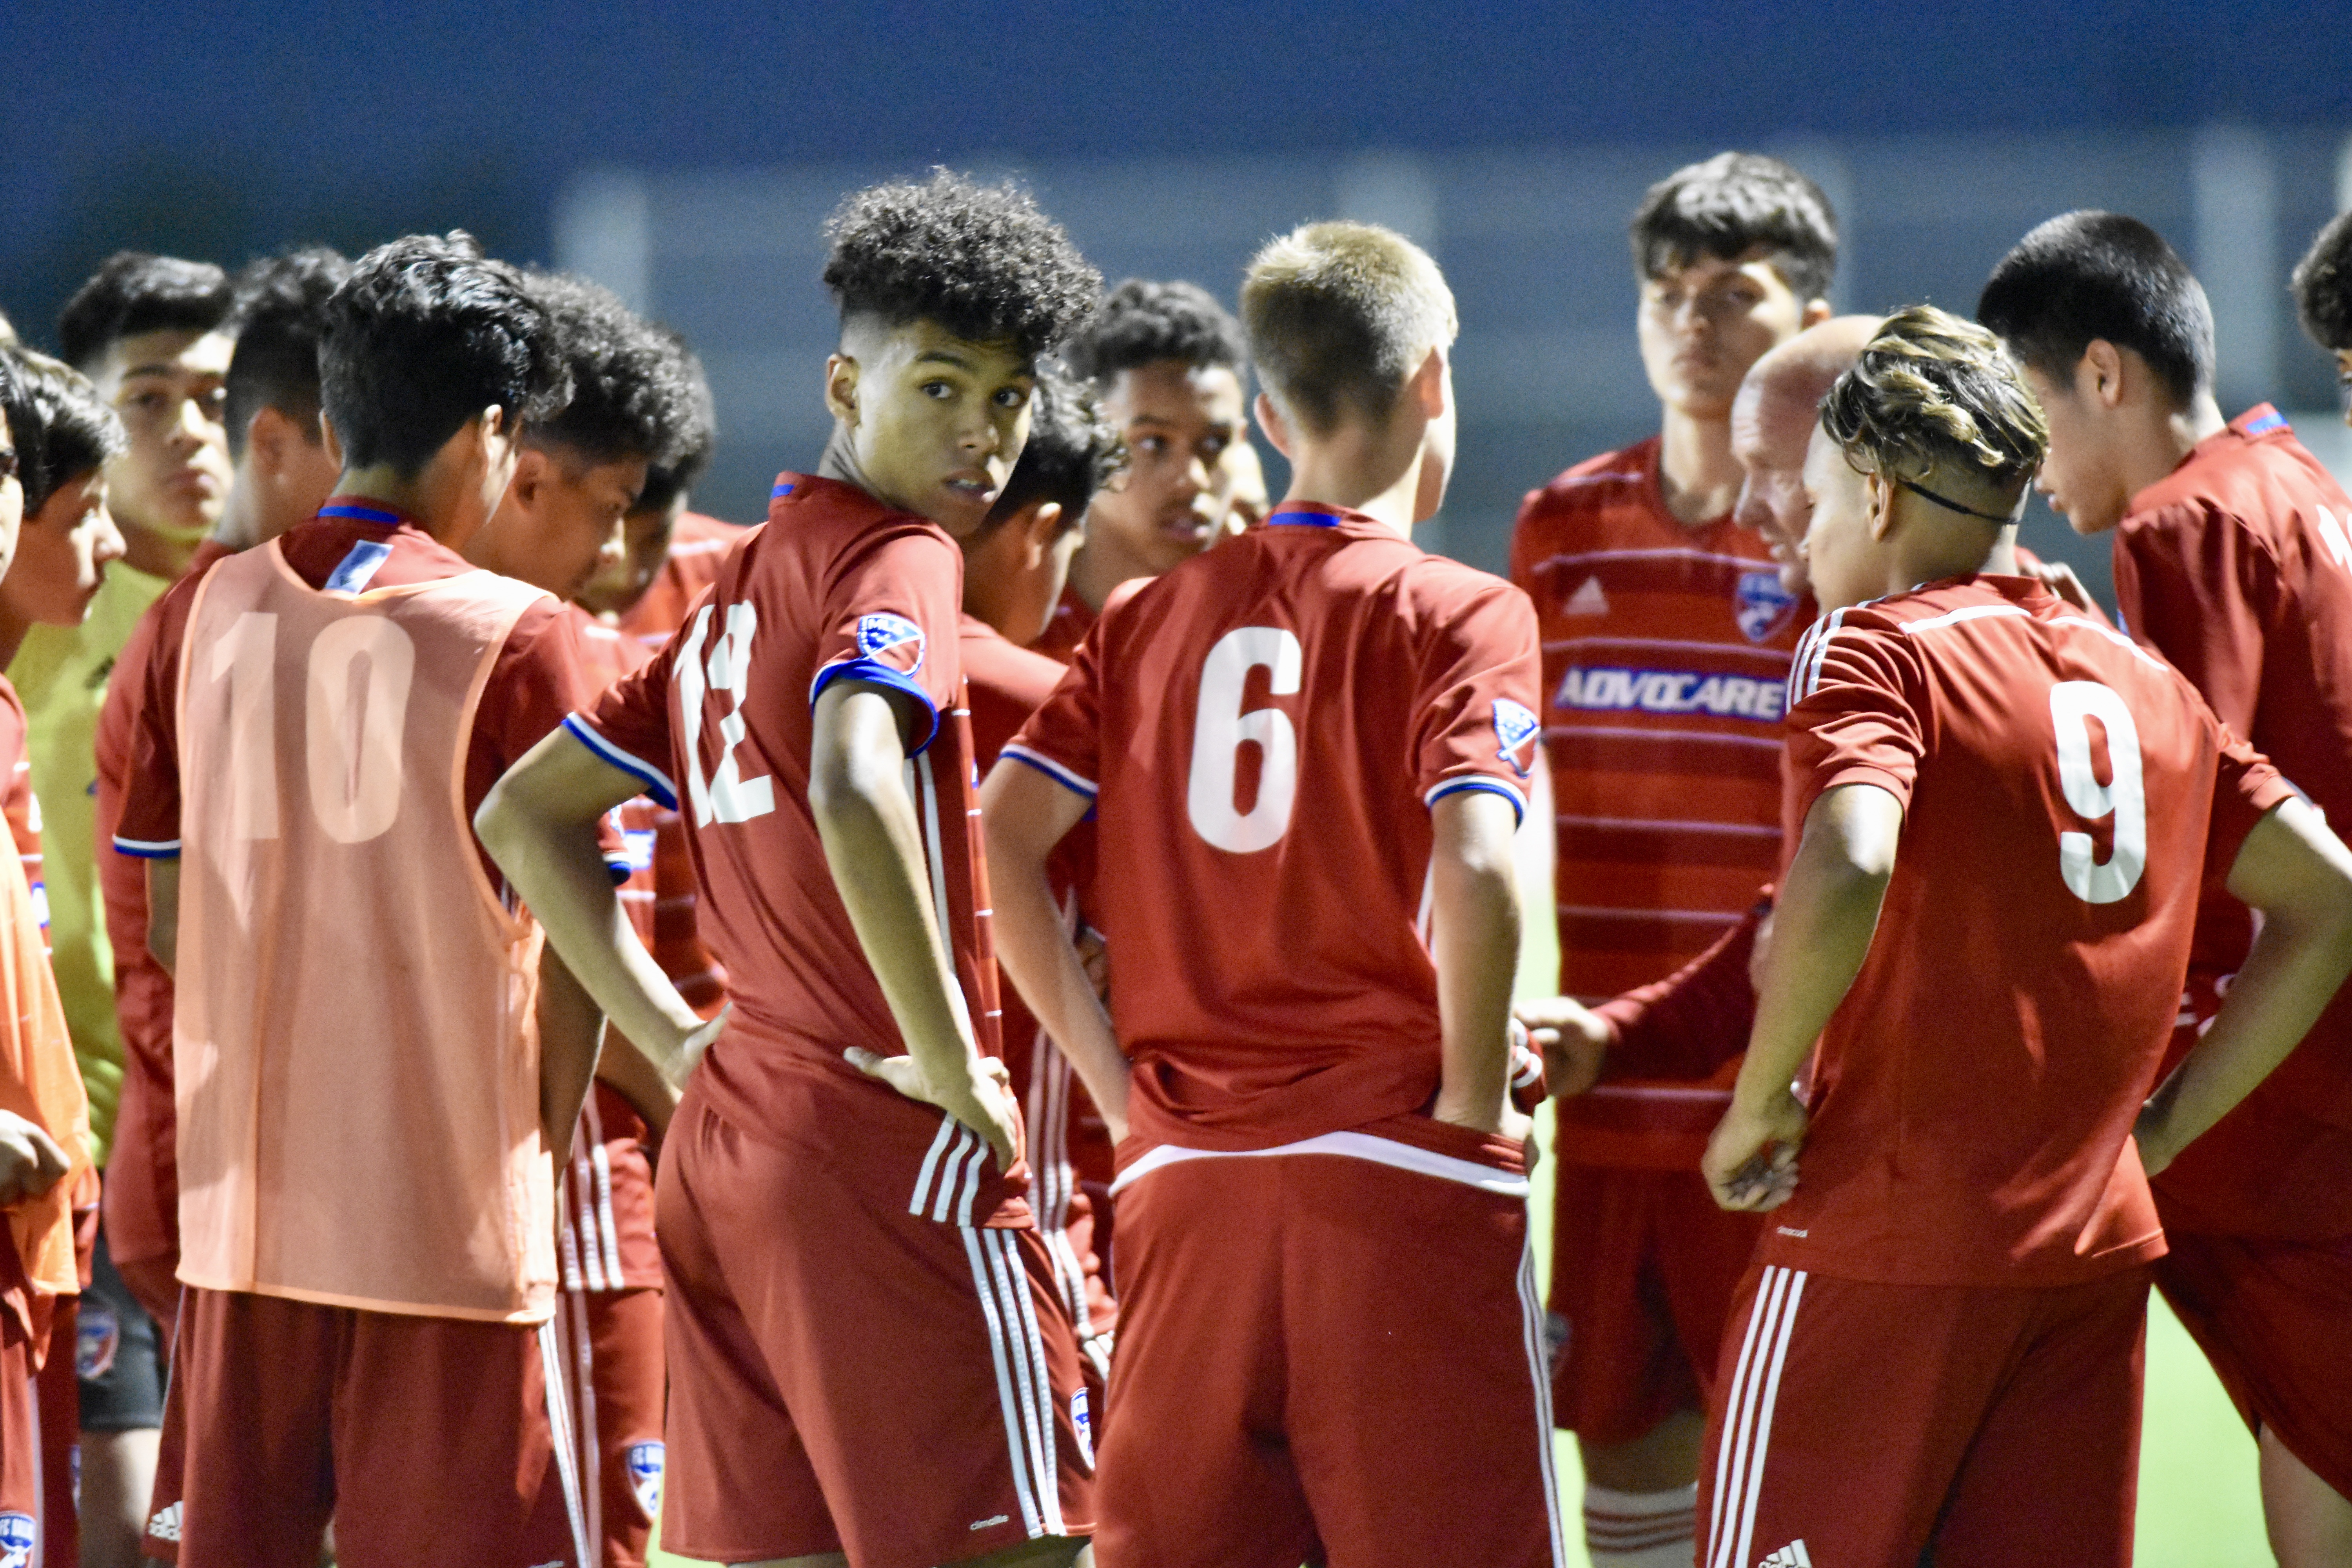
[1707,1265,1807,1568]
[961,1229,1047,1539]
[1517,1244,1570,1568]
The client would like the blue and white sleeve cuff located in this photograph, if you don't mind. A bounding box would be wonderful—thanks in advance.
[1001,744,1098,800]
[808,658,941,754]
[563,715,680,811]
[112,836,181,860]
[1424,775,1528,826]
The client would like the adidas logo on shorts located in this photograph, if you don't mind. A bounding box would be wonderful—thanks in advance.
[1758,1540,1812,1567]
[147,1502,182,1542]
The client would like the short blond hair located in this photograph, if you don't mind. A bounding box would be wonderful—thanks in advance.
[1240,221,1455,436]
[1821,305,2048,504]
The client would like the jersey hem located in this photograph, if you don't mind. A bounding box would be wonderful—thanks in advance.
[175,1274,556,1324]
[1752,1231,2169,1290]
[1110,1129,1531,1199]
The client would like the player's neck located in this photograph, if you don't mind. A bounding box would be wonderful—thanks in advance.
[334,461,479,550]
[1279,445,1423,538]
[2126,392,2229,496]
[1065,540,1146,615]
[213,470,266,552]
[1656,406,1742,528]
[0,606,33,670]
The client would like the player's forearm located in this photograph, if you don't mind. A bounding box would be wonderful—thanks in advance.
[595,1025,683,1139]
[810,701,981,1082]
[2138,799,2352,1172]
[1733,784,1899,1113]
[990,838,1129,1138]
[145,858,180,977]
[536,948,606,1168]
[477,740,703,1077]
[1430,791,1522,1132]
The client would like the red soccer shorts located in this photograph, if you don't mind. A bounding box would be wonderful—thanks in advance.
[0,1315,42,1562]
[1096,1131,1565,1568]
[2153,1223,2352,1501]
[552,1285,665,1568]
[654,1079,1093,1568]
[153,1287,583,1567]
[1700,1262,2147,1568]
[1548,1162,1764,1443]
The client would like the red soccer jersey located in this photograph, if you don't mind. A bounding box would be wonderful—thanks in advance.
[1027,582,1096,666]
[0,680,42,944]
[1511,437,1809,1010]
[1757,575,2290,1287]
[1007,503,1543,1161]
[615,511,741,653]
[574,474,1026,1225]
[2110,406,2352,1238]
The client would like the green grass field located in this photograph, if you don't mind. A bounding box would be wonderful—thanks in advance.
[649,904,2278,1566]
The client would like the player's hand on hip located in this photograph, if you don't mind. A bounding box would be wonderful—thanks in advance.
[678,1004,729,1079]
[845,1048,1023,1171]
[1702,1088,1807,1212]
[1512,995,1609,1097]
[0,1112,70,1208]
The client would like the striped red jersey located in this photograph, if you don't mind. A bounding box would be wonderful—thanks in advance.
[575,474,1028,1227]
[1511,436,1808,1005]
[1766,575,2288,1287]
[2111,405,2352,1238]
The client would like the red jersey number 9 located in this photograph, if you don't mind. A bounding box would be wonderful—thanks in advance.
[1186,626,1302,853]
[2049,679,2146,904]
[213,610,414,845]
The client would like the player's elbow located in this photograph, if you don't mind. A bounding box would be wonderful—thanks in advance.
[473,775,528,872]
[2235,797,2352,963]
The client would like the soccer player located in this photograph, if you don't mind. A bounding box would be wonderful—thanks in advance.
[114,232,604,1567]
[95,247,353,1348]
[0,348,97,1568]
[985,219,1563,1568]
[1981,211,2352,1566]
[475,170,1101,1568]
[958,371,1125,1382]
[33,254,233,1162]
[468,268,699,1568]
[2291,209,2352,414]
[1698,304,2352,1568]
[1030,278,1246,662]
[1507,151,1833,1564]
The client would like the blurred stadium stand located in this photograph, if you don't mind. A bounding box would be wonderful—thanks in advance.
[557,129,2352,609]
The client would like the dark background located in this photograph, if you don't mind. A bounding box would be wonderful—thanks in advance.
[8,1,2349,590]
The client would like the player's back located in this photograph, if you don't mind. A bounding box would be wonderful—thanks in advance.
[172,536,557,1321]
[579,474,998,1082]
[1013,504,1539,1154]
[1768,575,2286,1287]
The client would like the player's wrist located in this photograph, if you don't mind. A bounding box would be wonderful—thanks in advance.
[1431,1081,1508,1134]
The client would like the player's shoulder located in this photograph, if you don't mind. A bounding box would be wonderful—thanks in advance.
[768,474,955,588]
[2124,408,2352,547]
[1518,436,1658,520]
[566,603,653,684]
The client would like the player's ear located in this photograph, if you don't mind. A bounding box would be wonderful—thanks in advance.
[2082,341,2126,411]
[1865,471,1897,541]
[1801,298,1833,328]
[825,352,860,426]
[1408,344,1448,421]
[320,412,345,474]
[1254,391,1294,460]
[1020,501,1064,568]
[507,445,550,510]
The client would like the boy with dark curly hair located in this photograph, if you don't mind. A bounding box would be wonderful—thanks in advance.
[477,169,1102,1568]
[2292,209,2352,416]
[116,231,609,1567]
[1033,278,1249,662]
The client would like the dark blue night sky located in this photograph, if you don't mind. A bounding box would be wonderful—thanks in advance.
[7,0,2346,344]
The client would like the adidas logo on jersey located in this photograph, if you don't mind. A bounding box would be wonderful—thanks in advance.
[1563,575,1610,617]
[1758,1539,1812,1567]
[147,1503,182,1542]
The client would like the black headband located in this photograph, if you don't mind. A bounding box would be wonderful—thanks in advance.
[1896,475,2026,524]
